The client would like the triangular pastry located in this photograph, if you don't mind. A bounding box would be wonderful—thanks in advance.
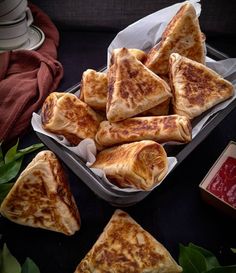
[107,48,172,122]
[110,48,147,66]
[79,69,108,111]
[41,92,103,145]
[74,209,182,273]
[0,150,81,236]
[145,1,205,75]
[169,53,234,119]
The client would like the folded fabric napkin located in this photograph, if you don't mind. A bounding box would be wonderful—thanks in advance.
[0,3,63,143]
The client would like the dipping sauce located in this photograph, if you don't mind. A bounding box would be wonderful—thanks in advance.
[207,156,236,208]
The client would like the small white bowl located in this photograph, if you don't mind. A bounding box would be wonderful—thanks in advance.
[199,141,236,218]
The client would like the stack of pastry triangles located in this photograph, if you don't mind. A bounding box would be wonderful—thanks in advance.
[105,1,233,122]
[39,1,234,193]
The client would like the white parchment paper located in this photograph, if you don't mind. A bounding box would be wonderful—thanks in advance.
[31,113,177,193]
[107,0,201,65]
[31,0,236,193]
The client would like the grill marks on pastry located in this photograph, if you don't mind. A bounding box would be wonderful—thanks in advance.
[41,92,103,145]
[92,141,168,190]
[169,53,234,119]
[95,115,192,148]
[180,62,230,106]
[145,2,205,75]
[74,210,182,272]
[79,69,108,111]
[107,48,172,122]
[0,151,81,236]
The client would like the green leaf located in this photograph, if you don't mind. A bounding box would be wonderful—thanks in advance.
[179,244,207,273]
[0,142,43,185]
[0,158,23,184]
[179,244,199,273]
[0,244,21,273]
[189,243,220,269]
[4,139,19,164]
[14,143,44,161]
[4,142,44,163]
[203,265,236,273]
[21,258,40,273]
[0,183,14,205]
[231,248,236,254]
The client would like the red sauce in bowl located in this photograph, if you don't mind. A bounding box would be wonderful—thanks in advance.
[207,156,236,208]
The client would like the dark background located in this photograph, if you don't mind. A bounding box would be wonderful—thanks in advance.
[1,1,236,272]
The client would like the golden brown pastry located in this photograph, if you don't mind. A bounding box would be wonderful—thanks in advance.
[138,98,170,116]
[169,53,234,119]
[41,92,103,145]
[91,140,168,190]
[79,69,107,111]
[139,75,171,116]
[75,209,182,273]
[0,151,81,236]
[110,48,147,65]
[128,48,147,63]
[107,48,172,122]
[145,2,205,75]
[95,115,192,147]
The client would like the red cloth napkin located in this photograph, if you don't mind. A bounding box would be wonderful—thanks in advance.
[0,3,63,143]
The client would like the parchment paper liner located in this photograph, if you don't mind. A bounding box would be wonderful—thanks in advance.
[31,0,236,193]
